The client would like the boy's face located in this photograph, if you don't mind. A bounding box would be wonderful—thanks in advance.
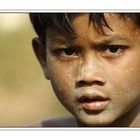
[34,14,140,126]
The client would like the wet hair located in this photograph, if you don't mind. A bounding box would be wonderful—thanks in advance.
[30,13,140,46]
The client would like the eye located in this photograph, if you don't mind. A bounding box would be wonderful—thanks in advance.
[101,45,127,57]
[63,48,76,56]
[106,45,122,53]
[53,47,79,60]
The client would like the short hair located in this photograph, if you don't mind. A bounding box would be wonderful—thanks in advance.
[30,13,140,46]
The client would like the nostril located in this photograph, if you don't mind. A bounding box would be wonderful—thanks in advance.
[76,81,86,87]
[76,80,105,87]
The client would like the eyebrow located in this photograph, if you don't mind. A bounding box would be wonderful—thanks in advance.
[49,34,129,49]
[95,35,129,46]
[50,39,75,48]
[49,34,77,47]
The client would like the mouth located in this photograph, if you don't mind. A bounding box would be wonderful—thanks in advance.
[77,94,110,111]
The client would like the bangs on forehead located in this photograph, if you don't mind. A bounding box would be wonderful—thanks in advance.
[30,13,112,35]
[37,13,73,34]
[30,13,140,46]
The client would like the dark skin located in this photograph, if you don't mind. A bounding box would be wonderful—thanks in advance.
[32,13,140,127]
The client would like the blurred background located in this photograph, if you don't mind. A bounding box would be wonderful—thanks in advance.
[0,13,70,126]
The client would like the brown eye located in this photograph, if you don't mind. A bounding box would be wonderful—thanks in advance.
[104,45,123,54]
[53,47,79,60]
[101,45,128,58]
[64,48,75,56]
[108,45,120,53]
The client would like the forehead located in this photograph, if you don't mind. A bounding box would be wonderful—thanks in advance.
[69,14,134,33]
[46,13,139,43]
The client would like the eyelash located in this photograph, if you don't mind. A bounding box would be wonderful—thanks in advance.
[53,48,79,60]
[52,45,128,60]
[101,45,127,57]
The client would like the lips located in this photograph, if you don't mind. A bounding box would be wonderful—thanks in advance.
[77,94,110,111]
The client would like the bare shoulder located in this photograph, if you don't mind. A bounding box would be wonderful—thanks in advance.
[29,115,78,127]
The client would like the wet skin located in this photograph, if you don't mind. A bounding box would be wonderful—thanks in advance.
[33,14,140,126]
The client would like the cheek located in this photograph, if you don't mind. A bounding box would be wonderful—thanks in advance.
[46,55,80,106]
[107,55,140,109]
[48,62,76,89]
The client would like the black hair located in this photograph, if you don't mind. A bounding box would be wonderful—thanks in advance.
[30,13,140,46]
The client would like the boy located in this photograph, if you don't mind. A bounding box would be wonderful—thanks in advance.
[30,13,140,127]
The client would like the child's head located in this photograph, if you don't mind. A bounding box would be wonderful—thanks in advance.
[30,13,140,126]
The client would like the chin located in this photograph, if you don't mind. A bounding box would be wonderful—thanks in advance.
[77,115,116,127]
[80,121,111,127]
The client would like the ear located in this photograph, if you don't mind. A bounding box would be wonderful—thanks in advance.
[32,37,50,80]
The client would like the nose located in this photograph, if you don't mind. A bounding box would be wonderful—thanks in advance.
[76,56,106,87]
